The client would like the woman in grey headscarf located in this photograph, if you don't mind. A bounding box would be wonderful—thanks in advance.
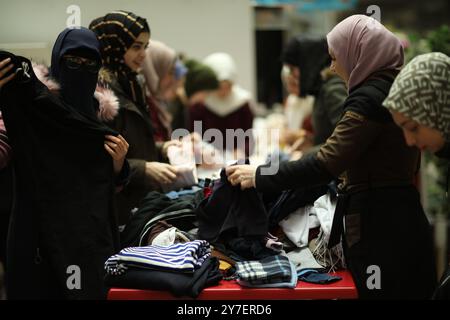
[383,52,450,158]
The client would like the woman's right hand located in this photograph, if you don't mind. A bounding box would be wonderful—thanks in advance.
[145,161,178,185]
[0,58,16,89]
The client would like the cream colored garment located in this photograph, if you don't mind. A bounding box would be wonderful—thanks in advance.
[284,94,314,130]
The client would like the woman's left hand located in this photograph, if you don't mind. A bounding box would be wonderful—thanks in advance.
[225,165,257,190]
[104,134,129,174]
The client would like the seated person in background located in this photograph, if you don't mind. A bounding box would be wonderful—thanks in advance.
[168,58,219,132]
[189,52,254,158]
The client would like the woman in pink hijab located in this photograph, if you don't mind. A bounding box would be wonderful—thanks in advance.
[227,14,436,299]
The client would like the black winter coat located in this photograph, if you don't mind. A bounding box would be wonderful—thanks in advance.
[0,53,120,300]
[99,69,165,225]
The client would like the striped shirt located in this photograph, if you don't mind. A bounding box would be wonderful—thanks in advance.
[105,240,211,275]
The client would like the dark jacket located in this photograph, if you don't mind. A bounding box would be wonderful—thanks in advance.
[0,53,120,300]
[100,69,166,225]
[0,114,12,265]
[435,143,450,160]
[0,166,12,266]
[196,167,279,261]
[167,95,189,131]
[255,74,436,299]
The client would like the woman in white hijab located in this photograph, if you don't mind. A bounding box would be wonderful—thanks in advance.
[189,52,254,156]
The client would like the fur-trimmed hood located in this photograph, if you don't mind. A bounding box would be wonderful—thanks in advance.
[32,63,119,122]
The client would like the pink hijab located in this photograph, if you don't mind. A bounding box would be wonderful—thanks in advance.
[326,14,404,91]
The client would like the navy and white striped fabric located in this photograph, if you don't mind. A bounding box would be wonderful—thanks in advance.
[105,240,211,275]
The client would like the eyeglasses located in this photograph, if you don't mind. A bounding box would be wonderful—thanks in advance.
[63,55,100,74]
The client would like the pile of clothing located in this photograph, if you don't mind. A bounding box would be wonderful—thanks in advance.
[196,167,281,262]
[111,164,346,294]
[105,240,222,298]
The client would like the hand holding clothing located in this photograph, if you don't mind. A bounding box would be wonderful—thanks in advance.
[104,134,129,174]
[226,165,257,190]
[145,161,178,186]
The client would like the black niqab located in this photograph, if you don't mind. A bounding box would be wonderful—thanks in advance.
[50,27,101,118]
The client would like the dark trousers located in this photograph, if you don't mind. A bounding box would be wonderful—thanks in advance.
[343,186,436,299]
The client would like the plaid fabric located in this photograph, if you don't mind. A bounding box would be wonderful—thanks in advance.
[236,255,292,285]
[105,240,211,275]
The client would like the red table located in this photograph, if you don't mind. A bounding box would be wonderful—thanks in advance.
[108,270,358,300]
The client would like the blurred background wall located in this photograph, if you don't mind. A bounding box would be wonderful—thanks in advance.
[0,0,256,97]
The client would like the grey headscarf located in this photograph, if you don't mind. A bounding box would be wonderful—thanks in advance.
[383,52,450,140]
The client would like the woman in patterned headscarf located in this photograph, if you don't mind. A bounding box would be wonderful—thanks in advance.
[384,52,450,300]
[90,11,150,107]
[90,11,179,226]
[384,52,450,158]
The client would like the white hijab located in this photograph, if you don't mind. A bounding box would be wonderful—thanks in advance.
[203,52,251,117]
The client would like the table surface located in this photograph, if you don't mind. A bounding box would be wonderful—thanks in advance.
[108,270,358,300]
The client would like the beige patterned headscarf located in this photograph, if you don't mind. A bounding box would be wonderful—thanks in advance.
[383,52,450,140]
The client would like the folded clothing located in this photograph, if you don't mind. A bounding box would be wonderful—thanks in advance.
[236,255,293,285]
[105,240,211,275]
[237,259,298,288]
[105,257,222,298]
